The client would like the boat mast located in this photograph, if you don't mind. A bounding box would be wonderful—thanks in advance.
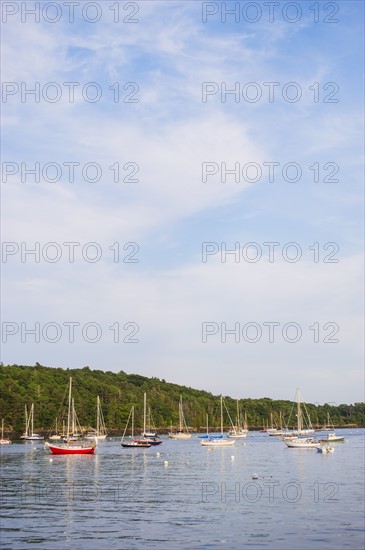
[220,396,223,436]
[25,404,28,437]
[67,378,72,440]
[96,396,100,435]
[297,388,301,432]
[143,393,146,435]
[179,396,183,432]
[131,405,134,438]
[206,414,209,435]
[1,419,4,438]
[236,401,240,428]
[31,403,34,436]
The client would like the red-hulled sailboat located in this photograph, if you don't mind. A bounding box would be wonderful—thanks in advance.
[45,377,96,455]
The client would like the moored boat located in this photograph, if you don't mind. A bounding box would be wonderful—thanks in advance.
[228,402,248,439]
[318,431,345,443]
[121,406,152,448]
[85,396,108,441]
[168,396,192,439]
[283,389,317,449]
[45,378,95,455]
[0,419,11,445]
[20,404,44,441]
[284,437,318,448]
[201,396,236,447]
[316,443,335,453]
[140,393,162,445]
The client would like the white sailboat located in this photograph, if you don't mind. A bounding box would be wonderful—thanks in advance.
[86,396,107,441]
[168,396,192,439]
[228,401,248,438]
[198,414,223,439]
[20,404,44,441]
[201,396,236,447]
[267,412,285,436]
[0,418,11,445]
[283,389,318,448]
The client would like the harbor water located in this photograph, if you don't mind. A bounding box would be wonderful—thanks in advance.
[1,429,364,549]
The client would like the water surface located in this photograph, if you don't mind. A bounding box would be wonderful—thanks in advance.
[1,429,364,549]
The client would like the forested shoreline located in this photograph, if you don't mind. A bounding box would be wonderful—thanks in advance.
[1,363,363,434]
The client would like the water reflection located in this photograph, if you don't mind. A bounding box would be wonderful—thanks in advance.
[1,431,364,549]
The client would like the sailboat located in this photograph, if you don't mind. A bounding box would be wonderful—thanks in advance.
[168,396,192,439]
[20,404,44,441]
[45,378,96,455]
[283,389,318,448]
[198,414,223,439]
[85,396,108,441]
[49,416,63,440]
[141,393,162,445]
[228,401,248,438]
[267,412,285,436]
[201,396,236,447]
[318,413,345,442]
[121,406,151,448]
[0,419,11,445]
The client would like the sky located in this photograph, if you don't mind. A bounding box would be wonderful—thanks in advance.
[1,0,364,405]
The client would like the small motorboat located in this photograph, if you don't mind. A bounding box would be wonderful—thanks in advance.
[316,443,335,453]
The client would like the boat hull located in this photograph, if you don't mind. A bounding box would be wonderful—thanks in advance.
[46,442,95,455]
[316,445,335,453]
[122,441,151,448]
[144,439,162,446]
[168,433,192,439]
[201,438,236,447]
[284,438,318,448]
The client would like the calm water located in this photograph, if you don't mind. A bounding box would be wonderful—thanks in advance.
[1,429,364,549]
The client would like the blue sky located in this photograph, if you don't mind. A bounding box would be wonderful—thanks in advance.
[1,1,364,404]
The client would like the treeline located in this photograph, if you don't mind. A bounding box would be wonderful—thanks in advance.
[0,363,364,433]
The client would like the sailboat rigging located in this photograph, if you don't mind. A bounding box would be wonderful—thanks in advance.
[121,406,151,448]
[201,396,236,447]
[141,393,162,445]
[283,389,318,448]
[0,419,11,445]
[20,404,44,441]
[168,396,192,439]
[45,378,96,455]
[86,396,108,441]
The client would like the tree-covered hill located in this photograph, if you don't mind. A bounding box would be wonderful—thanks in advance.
[0,363,363,434]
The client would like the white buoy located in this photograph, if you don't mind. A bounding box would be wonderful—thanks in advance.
[49,458,53,462]
[230,455,235,460]
[252,473,258,480]
[163,460,168,466]
[156,452,160,457]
